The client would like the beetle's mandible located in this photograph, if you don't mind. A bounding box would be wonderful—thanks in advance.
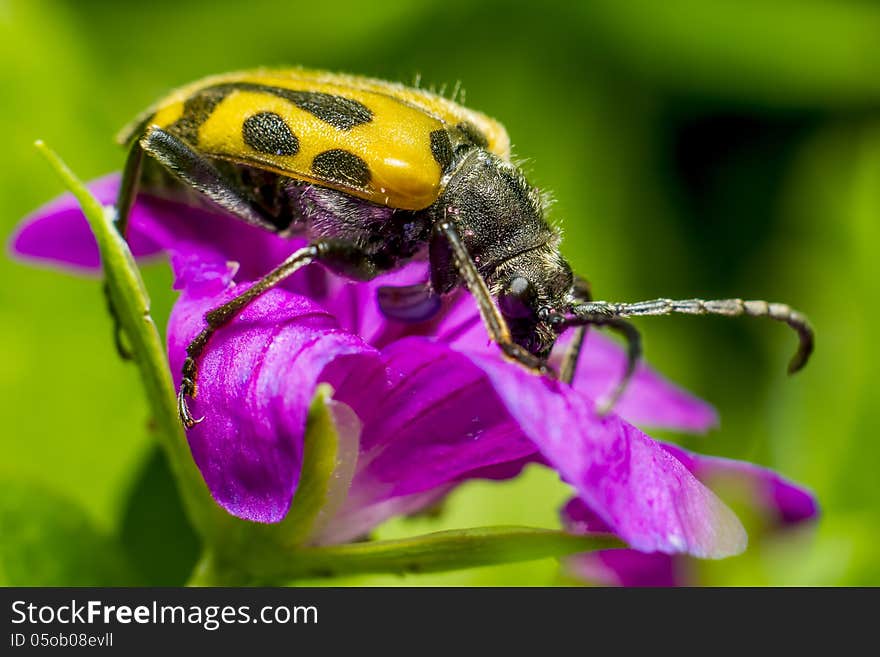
[109,69,814,428]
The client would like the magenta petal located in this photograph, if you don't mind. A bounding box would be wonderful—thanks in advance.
[567,550,682,587]
[307,266,488,356]
[561,445,816,586]
[312,486,454,546]
[660,443,819,527]
[167,272,383,523]
[341,337,537,510]
[466,353,747,557]
[315,337,543,543]
[562,446,818,533]
[561,498,685,585]
[566,332,718,433]
[10,174,308,283]
[560,443,818,586]
[10,174,163,270]
[560,497,614,535]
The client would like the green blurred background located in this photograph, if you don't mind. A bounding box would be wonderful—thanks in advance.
[1,0,878,585]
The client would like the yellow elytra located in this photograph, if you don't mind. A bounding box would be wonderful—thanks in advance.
[118,68,511,210]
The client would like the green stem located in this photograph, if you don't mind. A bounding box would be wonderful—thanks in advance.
[186,551,252,586]
[185,552,217,587]
[35,142,226,543]
[245,527,622,581]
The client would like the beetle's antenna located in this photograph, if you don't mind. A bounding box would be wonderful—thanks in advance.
[567,297,814,374]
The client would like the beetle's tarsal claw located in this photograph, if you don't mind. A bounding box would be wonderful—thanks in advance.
[595,383,626,418]
[595,398,613,418]
[499,341,555,378]
[177,382,203,430]
[177,370,203,429]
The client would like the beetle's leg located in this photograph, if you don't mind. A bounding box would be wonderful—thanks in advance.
[569,297,814,374]
[101,141,147,360]
[563,314,642,414]
[560,276,642,414]
[377,282,442,322]
[140,125,279,231]
[178,240,381,428]
[114,139,145,237]
[435,220,549,375]
[561,318,642,412]
[560,275,593,384]
[559,326,586,385]
[177,245,318,428]
[108,128,280,362]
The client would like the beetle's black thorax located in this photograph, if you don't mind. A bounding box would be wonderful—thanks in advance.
[430,149,557,286]
[432,150,557,280]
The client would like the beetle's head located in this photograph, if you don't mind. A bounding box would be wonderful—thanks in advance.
[440,149,577,358]
[489,243,574,358]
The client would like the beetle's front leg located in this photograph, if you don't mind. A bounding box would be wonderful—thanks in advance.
[433,220,550,376]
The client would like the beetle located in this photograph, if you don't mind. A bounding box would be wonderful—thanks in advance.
[111,69,814,428]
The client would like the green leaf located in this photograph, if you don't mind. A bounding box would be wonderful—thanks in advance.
[34,142,226,543]
[119,446,201,585]
[245,527,622,581]
[0,480,136,585]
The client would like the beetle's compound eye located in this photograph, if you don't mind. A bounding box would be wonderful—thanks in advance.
[499,276,535,318]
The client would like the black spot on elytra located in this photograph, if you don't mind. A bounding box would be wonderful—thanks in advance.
[430,129,453,170]
[202,83,372,130]
[286,91,373,130]
[168,87,233,144]
[242,112,299,156]
[311,149,371,187]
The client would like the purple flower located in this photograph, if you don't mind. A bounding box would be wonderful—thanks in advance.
[560,445,818,585]
[11,174,817,560]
